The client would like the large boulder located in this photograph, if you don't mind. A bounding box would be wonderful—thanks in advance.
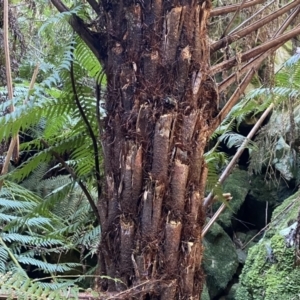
[213,169,250,229]
[203,222,239,299]
[237,173,295,230]
[235,191,300,300]
[201,283,210,300]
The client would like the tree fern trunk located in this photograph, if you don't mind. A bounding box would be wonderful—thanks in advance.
[98,1,218,298]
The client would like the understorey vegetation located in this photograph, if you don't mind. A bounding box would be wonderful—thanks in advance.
[0,0,300,299]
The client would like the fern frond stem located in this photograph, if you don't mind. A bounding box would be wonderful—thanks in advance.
[218,5,300,93]
[40,139,101,224]
[211,0,300,53]
[51,0,106,62]
[210,0,264,17]
[204,103,274,209]
[1,0,18,187]
[42,254,57,282]
[70,56,102,205]
[0,236,29,278]
[211,25,300,75]
[220,0,247,39]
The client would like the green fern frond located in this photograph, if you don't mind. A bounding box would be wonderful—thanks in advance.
[0,271,79,299]
[219,132,257,150]
[74,35,104,82]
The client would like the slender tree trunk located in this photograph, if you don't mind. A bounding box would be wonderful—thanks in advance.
[98,1,217,298]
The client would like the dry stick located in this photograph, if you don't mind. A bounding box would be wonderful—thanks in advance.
[212,8,300,125]
[202,103,274,237]
[210,25,300,75]
[211,0,300,53]
[24,64,39,105]
[218,5,300,93]
[210,0,265,17]
[0,0,19,185]
[220,0,247,39]
[202,198,230,238]
[213,67,258,133]
[228,1,275,35]
[0,64,40,183]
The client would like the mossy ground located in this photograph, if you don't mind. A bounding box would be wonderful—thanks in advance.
[236,192,300,300]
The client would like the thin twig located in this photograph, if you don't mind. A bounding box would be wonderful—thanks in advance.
[228,1,274,35]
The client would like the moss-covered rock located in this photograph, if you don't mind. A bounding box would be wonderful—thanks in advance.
[226,283,239,300]
[214,169,250,229]
[248,174,293,206]
[203,222,239,298]
[236,191,300,300]
[201,283,210,300]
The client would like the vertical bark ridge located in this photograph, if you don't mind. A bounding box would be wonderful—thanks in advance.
[100,1,216,298]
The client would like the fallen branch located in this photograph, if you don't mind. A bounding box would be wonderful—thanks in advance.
[204,103,274,210]
[202,104,273,237]
[210,25,300,75]
[0,0,20,187]
[218,5,300,92]
[210,0,265,17]
[211,0,300,53]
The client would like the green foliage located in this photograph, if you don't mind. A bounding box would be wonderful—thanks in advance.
[236,191,300,300]
[236,234,300,300]
[0,271,79,299]
[247,56,300,180]
[0,3,105,287]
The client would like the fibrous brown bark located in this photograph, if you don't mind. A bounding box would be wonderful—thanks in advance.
[49,0,300,298]
[98,1,215,298]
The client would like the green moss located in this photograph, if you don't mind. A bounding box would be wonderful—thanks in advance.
[201,283,210,300]
[214,169,250,228]
[236,234,300,300]
[248,174,293,206]
[203,222,238,298]
[270,191,300,231]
